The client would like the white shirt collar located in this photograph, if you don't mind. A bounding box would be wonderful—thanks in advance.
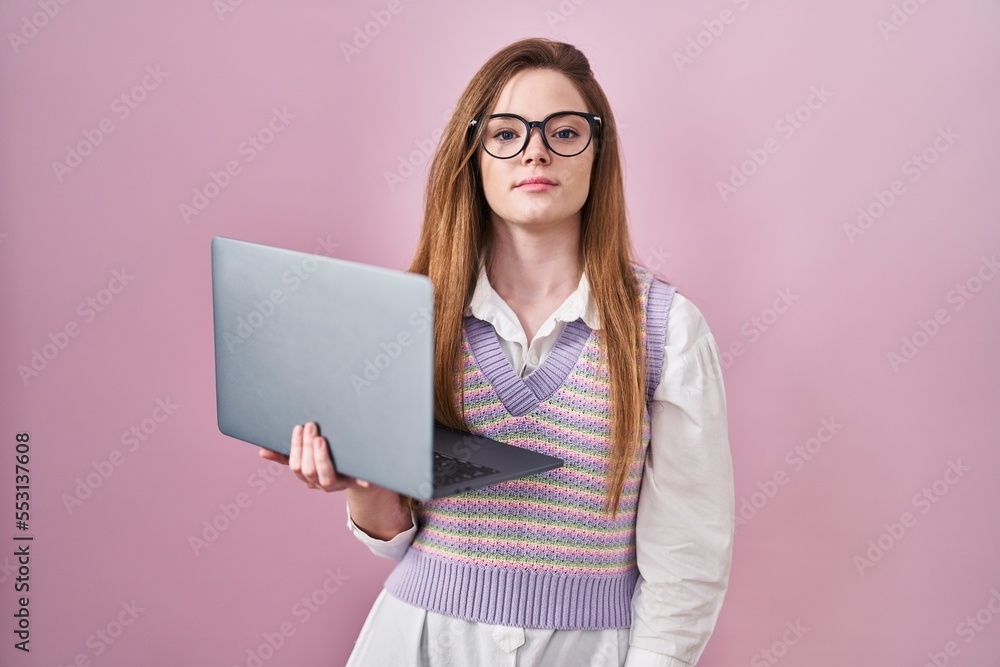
[463,259,602,339]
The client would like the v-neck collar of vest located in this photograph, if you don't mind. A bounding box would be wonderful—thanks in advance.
[463,315,593,417]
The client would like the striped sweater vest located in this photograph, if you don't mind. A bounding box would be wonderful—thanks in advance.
[384,265,676,629]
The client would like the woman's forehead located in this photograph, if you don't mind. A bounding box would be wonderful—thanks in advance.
[489,69,589,117]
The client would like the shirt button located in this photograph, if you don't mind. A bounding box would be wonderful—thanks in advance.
[529,354,539,365]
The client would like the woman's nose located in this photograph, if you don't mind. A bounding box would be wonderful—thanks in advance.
[521,126,550,163]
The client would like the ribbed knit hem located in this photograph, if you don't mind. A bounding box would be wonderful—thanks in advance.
[383,549,639,630]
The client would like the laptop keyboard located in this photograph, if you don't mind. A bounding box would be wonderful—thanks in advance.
[433,451,500,487]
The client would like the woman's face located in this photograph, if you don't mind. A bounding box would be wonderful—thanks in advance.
[478,68,596,233]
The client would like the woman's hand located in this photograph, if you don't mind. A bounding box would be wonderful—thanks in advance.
[259,421,372,491]
[258,422,414,539]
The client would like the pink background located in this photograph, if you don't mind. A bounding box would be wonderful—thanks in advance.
[2,1,999,665]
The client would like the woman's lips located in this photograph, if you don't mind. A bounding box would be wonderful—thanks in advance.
[516,177,556,192]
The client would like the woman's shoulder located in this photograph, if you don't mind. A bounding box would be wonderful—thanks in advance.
[662,291,715,362]
[626,261,677,293]
[626,261,680,308]
[625,263,711,355]
[666,290,709,336]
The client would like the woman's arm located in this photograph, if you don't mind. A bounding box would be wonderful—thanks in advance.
[346,486,414,541]
[345,495,417,561]
[259,422,417,558]
[626,293,736,666]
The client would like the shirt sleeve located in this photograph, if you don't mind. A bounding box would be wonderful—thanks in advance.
[345,502,419,562]
[625,292,736,667]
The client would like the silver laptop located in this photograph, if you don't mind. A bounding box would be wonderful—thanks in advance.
[211,236,562,500]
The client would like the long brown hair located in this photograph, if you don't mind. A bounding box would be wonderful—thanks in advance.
[408,38,648,516]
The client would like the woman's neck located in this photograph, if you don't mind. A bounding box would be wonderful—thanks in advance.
[485,215,582,304]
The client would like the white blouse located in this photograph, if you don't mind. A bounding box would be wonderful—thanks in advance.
[345,265,735,667]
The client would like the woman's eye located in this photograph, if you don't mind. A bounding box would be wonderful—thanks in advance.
[495,130,517,142]
[553,129,579,140]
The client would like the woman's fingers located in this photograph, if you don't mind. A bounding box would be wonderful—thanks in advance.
[312,433,339,489]
[258,448,289,465]
[307,434,371,490]
[299,424,319,486]
[285,421,373,491]
[288,423,305,478]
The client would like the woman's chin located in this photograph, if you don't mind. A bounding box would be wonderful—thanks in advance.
[508,210,578,228]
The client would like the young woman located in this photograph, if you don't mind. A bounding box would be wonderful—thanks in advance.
[260,37,734,667]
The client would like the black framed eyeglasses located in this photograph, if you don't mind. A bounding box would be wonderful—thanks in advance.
[470,111,601,159]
